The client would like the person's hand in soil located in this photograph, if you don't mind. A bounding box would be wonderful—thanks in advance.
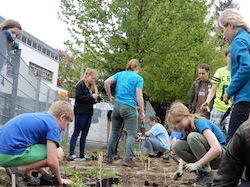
[184,162,201,172]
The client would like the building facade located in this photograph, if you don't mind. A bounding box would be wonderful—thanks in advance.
[0,16,60,90]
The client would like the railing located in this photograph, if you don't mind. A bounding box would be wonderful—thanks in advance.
[0,33,58,126]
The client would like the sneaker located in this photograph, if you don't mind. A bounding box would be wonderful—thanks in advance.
[104,158,113,165]
[155,152,164,158]
[5,167,23,177]
[148,154,156,158]
[67,155,77,161]
[112,155,121,160]
[122,158,136,167]
[73,157,86,162]
[23,176,41,186]
[40,173,57,185]
[192,171,213,186]
[162,155,170,160]
[5,167,26,187]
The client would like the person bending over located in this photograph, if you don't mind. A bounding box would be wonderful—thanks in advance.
[0,101,74,185]
[167,102,226,186]
[140,116,170,158]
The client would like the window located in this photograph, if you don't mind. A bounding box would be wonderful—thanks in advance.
[42,47,46,54]
[51,53,55,59]
[21,35,27,43]
[27,39,32,46]
[29,62,53,82]
[38,45,42,51]
[32,42,37,49]
[46,49,51,56]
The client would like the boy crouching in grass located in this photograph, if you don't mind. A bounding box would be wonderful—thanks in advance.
[0,101,74,185]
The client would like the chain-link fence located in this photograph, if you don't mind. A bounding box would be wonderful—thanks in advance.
[0,33,58,126]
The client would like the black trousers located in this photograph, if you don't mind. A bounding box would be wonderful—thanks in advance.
[226,101,250,144]
[238,181,250,187]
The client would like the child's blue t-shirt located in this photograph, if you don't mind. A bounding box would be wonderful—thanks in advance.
[170,131,183,139]
[195,118,226,147]
[112,70,144,108]
[0,112,61,155]
[149,123,170,150]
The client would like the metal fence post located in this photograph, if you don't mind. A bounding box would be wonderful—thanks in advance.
[0,32,7,73]
[9,49,21,118]
[35,77,41,112]
[0,33,9,124]
[45,89,50,110]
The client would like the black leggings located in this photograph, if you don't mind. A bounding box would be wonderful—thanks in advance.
[226,101,250,144]
[238,181,250,187]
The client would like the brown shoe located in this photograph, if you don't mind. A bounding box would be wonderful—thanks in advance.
[122,158,136,167]
[104,158,113,165]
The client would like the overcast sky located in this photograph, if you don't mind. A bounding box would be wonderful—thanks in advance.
[0,0,69,50]
[0,0,249,50]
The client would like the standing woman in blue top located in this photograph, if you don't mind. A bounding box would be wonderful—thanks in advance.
[104,59,145,167]
[167,102,226,186]
[68,68,99,161]
[142,116,170,157]
[218,9,250,143]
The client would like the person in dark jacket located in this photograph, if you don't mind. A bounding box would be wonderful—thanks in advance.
[0,19,22,49]
[189,64,212,119]
[0,19,22,83]
[212,120,250,187]
[68,68,99,161]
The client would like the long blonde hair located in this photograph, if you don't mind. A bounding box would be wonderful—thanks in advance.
[166,101,204,132]
[78,68,98,93]
[126,59,140,71]
[218,9,250,32]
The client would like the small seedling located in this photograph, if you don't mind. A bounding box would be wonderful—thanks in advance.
[164,168,167,185]
[98,152,104,187]
[147,157,151,170]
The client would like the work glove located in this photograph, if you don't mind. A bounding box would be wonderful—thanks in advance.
[184,162,201,172]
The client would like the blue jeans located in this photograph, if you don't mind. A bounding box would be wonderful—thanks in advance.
[143,136,167,153]
[107,102,138,159]
[210,108,230,134]
[69,114,92,158]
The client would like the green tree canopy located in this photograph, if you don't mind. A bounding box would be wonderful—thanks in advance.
[59,0,230,103]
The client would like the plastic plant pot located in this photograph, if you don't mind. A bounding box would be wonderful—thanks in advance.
[144,180,150,186]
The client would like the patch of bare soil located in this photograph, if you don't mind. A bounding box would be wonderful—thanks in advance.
[64,153,202,187]
[0,149,204,187]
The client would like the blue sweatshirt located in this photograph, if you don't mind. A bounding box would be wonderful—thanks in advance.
[227,29,250,104]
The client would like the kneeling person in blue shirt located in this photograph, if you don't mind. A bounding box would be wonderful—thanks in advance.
[142,116,170,157]
[0,101,74,185]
